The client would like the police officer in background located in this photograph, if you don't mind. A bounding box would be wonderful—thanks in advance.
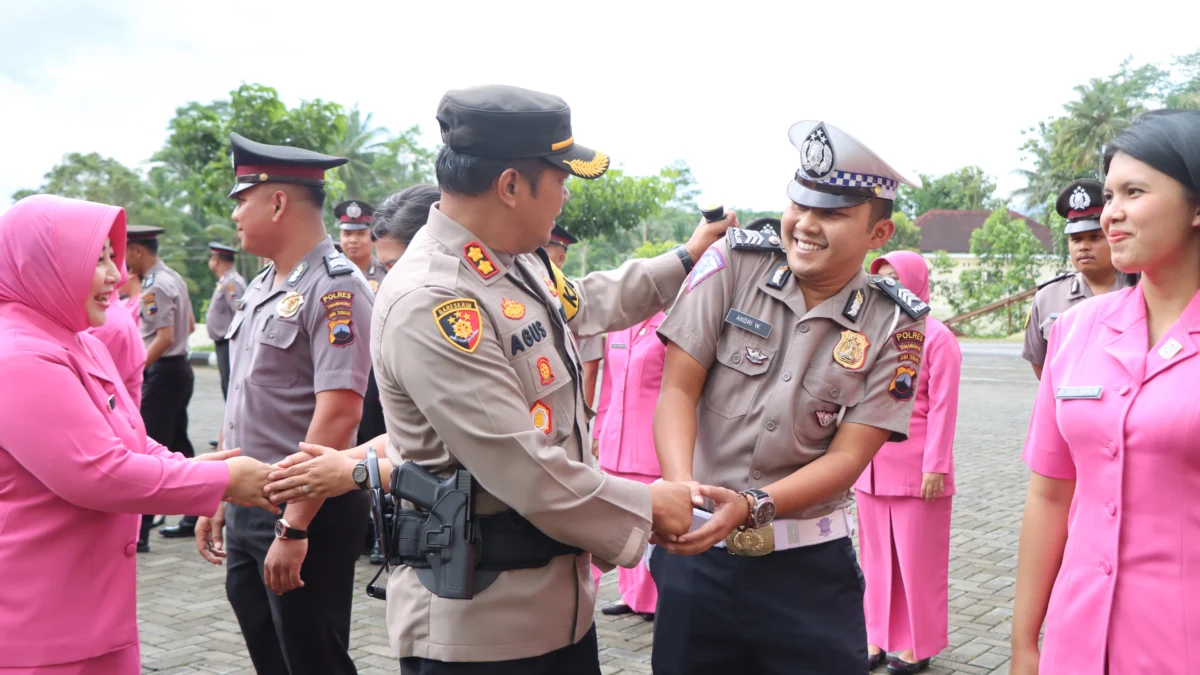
[205,242,246,398]
[651,120,930,674]
[194,133,374,675]
[1022,179,1134,379]
[542,224,603,406]
[371,84,734,674]
[125,225,198,547]
[336,200,388,293]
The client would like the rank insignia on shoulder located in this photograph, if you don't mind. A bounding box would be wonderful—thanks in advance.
[687,247,726,293]
[501,299,526,320]
[142,273,156,289]
[321,291,355,346]
[889,365,917,401]
[463,242,499,280]
[833,329,869,370]
[434,298,483,353]
[324,254,353,277]
[873,276,930,320]
[842,288,865,322]
[727,227,782,252]
[530,401,552,435]
[287,261,309,286]
[277,291,304,319]
[766,264,790,290]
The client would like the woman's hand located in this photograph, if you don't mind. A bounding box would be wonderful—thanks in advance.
[265,443,358,504]
[920,472,946,502]
[223,456,279,513]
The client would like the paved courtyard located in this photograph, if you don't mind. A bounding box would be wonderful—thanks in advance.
[139,343,1034,674]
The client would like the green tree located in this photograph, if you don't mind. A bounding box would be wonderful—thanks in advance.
[1165,50,1200,109]
[1059,78,1144,174]
[897,166,1003,219]
[945,209,1046,336]
[330,107,389,201]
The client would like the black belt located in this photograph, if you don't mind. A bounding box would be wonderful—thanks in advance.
[392,509,581,570]
[156,354,188,363]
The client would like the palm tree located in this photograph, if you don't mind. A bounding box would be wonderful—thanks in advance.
[1059,78,1143,174]
[331,107,389,200]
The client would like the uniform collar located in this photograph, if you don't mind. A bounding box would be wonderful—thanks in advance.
[761,267,873,329]
[425,206,513,286]
[1099,284,1200,383]
[262,236,335,292]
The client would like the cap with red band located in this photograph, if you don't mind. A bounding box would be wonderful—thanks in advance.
[548,225,577,248]
[227,132,348,198]
[334,200,374,231]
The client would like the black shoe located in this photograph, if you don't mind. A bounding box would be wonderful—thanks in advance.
[148,515,166,529]
[160,523,195,538]
[868,651,888,670]
[369,541,385,565]
[638,612,655,622]
[886,657,931,674]
[600,603,634,616]
[209,440,219,448]
[137,540,150,553]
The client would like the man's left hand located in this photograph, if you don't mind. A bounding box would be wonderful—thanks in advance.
[264,537,308,595]
[683,211,739,262]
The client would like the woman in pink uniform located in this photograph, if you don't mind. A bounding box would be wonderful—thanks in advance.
[1012,109,1200,675]
[856,251,960,674]
[593,311,667,621]
[0,195,275,675]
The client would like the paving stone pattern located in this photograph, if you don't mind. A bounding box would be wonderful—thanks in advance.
[139,348,1033,674]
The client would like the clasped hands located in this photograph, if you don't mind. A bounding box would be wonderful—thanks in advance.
[647,480,751,556]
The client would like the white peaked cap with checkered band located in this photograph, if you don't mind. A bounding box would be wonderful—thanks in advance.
[786,120,922,209]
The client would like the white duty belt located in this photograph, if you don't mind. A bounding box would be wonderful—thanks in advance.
[644,507,853,567]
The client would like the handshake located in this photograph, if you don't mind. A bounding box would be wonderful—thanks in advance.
[647,480,751,557]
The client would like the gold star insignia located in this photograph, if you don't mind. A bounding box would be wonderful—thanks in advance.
[466,246,484,263]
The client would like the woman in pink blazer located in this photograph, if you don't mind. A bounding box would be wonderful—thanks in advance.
[856,251,961,674]
[1013,111,1200,674]
[592,311,667,620]
[0,195,274,674]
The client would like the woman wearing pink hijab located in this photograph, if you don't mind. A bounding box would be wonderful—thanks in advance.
[0,195,275,674]
[856,251,961,674]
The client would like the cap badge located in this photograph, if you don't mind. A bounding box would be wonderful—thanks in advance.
[833,329,870,371]
[1069,186,1091,212]
[563,151,610,178]
[800,123,836,181]
[346,202,362,219]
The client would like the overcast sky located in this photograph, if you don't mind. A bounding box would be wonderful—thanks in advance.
[2,0,1196,216]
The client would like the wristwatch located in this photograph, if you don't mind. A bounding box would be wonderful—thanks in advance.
[352,458,369,491]
[671,245,695,274]
[274,519,308,540]
[740,488,776,530]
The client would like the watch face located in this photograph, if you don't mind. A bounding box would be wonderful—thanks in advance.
[756,501,777,527]
[274,520,286,538]
[352,463,368,485]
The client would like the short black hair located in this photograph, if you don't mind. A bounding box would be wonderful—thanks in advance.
[372,184,441,246]
[130,239,159,255]
[306,185,326,208]
[435,146,549,197]
[869,198,895,226]
[1104,109,1200,201]
[214,250,235,263]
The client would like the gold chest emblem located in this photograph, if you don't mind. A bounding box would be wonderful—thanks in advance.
[833,330,869,370]
[276,291,304,318]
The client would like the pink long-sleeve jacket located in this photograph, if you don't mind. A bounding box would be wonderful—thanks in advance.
[855,251,960,497]
[0,195,229,668]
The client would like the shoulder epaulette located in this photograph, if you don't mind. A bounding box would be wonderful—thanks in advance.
[727,227,783,253]
[324,253,354,277]
[871,275,930,320]
[142,272,156,289]
[1037,272,1074,290]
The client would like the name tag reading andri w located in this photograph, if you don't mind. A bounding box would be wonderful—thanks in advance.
[725,309,772,339]
[1055,386,1103,400]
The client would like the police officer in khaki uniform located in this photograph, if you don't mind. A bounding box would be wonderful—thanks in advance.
[125,225,198,546]
[193,133,374,675]
[542,224,604,406]
[371,85,728,674]
[206,241,247,398]
[336,199,388,293]
[651,120,930,674]
[1022,179,1134,379]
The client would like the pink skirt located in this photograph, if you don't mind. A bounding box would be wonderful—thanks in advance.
[0,644,139,675]
[856,492,951,660]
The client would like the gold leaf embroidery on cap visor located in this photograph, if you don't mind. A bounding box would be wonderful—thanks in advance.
[563,151,610,178]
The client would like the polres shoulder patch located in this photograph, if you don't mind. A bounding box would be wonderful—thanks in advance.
[727,227,783,253]
[872,275,930,320]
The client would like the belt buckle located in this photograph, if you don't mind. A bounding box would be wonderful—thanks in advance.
[724,523,775,557]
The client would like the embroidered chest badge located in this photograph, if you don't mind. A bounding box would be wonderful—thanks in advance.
[277,291,304,318]
[463,242,498,280]
[434,299,483,353]
[368,280,380,294]
[536,356,556,385]
[530,401,553,435]
[501,299,526,320]
[833,330,870,370]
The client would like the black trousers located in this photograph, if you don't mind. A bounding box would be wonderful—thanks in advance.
[399,625,601,675]
[139,355,195,539]
[225,492,370,675]
[215,339,231,399]
[650,538,868,675]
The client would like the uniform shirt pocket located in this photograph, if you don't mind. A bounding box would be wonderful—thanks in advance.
[250,318,300,389]
[703,341,775,419]
[795,370,866,448]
